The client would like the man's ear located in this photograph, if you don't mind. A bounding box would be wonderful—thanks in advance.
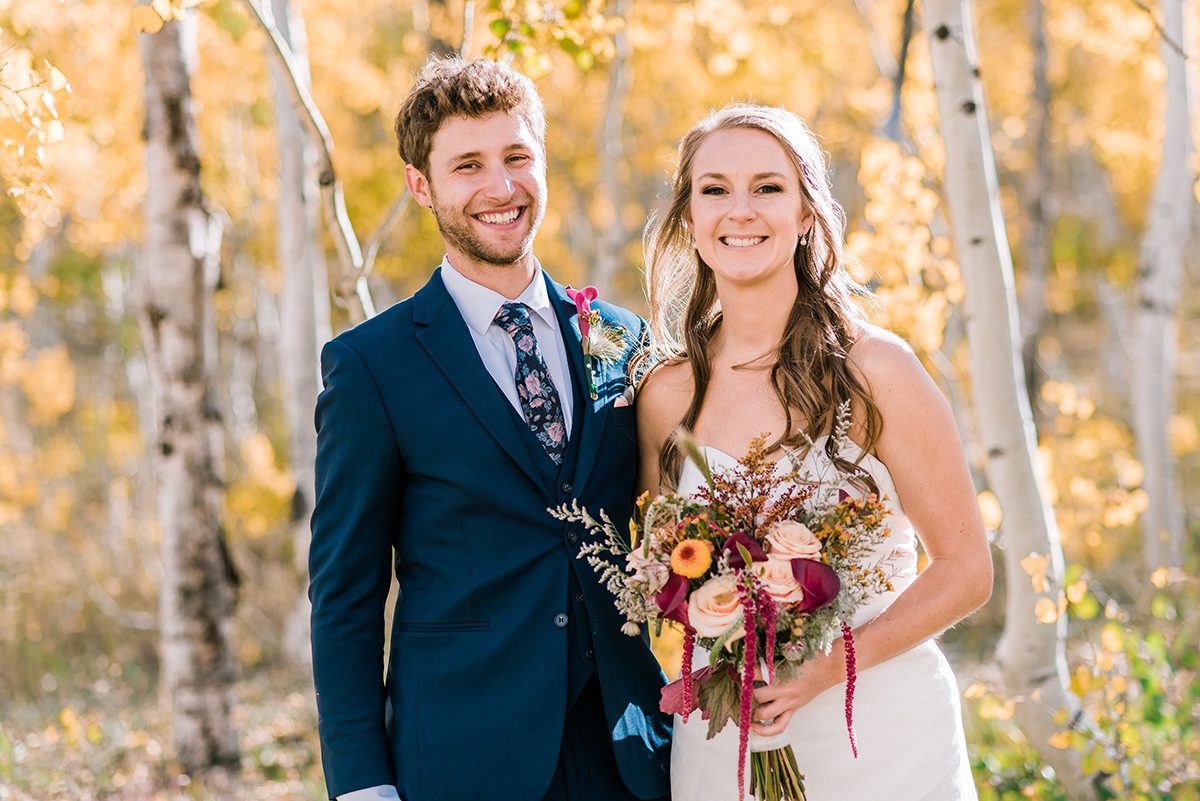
[405,163,433,208]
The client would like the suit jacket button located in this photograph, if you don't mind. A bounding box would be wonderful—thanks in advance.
[560,480,573,495]
[585,648,594,661]
[554,613,569,628]
[567,530,578,545]
[575,593,585,604]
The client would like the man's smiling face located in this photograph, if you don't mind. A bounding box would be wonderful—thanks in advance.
[412,111,547,275]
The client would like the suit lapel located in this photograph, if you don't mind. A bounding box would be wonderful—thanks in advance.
[547,275,608,496]
[414,269,548,490]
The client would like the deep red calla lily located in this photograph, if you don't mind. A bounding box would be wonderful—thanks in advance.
[722,532,768,569]
[655,572,691,627]
[791,558,841,612]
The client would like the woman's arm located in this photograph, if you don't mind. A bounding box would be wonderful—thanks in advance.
[635,361,692,497]
[752,328,992,733]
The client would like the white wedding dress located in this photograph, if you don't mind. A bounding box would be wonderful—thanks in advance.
[670,439,977,801]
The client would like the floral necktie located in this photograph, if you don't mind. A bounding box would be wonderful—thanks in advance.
[493,302,568,465]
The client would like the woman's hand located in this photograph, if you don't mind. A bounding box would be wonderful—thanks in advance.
[749,647,843,737]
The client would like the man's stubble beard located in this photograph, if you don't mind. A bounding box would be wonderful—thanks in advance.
[429,188,545,268]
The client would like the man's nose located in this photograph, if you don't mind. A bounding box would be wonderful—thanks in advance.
[481,166,515,201]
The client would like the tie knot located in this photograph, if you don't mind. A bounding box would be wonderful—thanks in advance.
[494,302,532,336]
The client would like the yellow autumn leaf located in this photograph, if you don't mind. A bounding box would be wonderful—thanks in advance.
[132,4,165,33]
[1071,665,1093,695]
[18,344,75,425]
[979,695,1016,721]
[974,489,1003,532]
[8,274,37,318]
[1101,623,1123,653]
[1035,596,1060,624]
[1021,552,1050,593]
[47,63,70,93]
[1066,579,1088,604]
[1149,566,1169,589]
[1048,730,1072,749]
[1109,674,1127,694]
[963,682,987,699]
[151,0,174,20]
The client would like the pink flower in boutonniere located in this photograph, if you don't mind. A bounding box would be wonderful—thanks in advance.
[565,285,628,400]
[566,285,599,338]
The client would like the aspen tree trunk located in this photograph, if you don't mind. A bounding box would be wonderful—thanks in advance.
[1019,0,1051,427]
[1132,0,1189,573]
[140,12,239,774]
[269,0,331,669]
[923,2,1098,798]
[590,0,631,295]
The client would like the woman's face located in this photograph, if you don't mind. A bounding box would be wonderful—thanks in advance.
[687,127,812,290]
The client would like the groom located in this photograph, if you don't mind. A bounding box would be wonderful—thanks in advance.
[308,57,671,801]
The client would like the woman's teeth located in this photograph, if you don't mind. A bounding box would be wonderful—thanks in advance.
[721,236,765,247]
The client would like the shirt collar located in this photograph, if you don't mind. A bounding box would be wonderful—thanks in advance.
[440,255,557,336]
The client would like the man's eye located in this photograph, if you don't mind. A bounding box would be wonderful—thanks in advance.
[508,154,530,165]
[456,162,480,172]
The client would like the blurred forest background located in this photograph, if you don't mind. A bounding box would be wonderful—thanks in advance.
[1,0,1198,798]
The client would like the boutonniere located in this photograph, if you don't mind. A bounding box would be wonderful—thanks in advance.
[566,285,628,400]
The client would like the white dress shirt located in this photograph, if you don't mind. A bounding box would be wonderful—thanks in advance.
[335,256,574,801]
[439,255,574,436]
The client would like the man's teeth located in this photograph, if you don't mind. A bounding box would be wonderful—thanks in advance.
[478,209,521,224]
[722,236,765,247]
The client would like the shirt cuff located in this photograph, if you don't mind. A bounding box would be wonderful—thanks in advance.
[337,786,400,801]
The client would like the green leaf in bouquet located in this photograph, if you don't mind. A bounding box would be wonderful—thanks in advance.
[698,668,739,739]
[673,427,714,491]
[709,618,745,665]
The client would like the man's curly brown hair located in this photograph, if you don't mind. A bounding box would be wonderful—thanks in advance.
[394,56,546,177]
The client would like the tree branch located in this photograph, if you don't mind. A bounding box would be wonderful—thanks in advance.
[1126,0,1189,60]
[362,187,411,277]
[241,0,375,321]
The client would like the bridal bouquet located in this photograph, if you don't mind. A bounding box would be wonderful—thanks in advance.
[550,408,893,801]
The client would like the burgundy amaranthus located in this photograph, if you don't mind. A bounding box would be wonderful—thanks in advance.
[681,628,696,722]
[842,622,858,759]
[758,590,778,683]
[737,577,758,801]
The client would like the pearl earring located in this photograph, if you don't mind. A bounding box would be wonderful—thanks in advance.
[800,232,808,246]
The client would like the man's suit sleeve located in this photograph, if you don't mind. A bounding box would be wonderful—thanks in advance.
[310,338,402,798]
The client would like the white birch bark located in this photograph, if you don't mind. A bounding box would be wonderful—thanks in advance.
[267,0,331,668]
[241,0,375,323]
[923,2,1098,797]
[590,0,631,295]
[140,11,239,774]
[1019,0,1051,426]
[1132,0,1189,572]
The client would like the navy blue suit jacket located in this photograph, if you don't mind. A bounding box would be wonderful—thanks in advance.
[309,268,671,800]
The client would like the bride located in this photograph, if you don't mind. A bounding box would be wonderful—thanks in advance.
[635,104,993,800]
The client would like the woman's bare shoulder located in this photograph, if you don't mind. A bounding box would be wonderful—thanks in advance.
[636,358,692,436]
[846,321,925,389]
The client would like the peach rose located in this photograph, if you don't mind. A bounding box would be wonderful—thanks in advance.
[688,574,745,643]
[765,521,821,560]
[754,557,805,604]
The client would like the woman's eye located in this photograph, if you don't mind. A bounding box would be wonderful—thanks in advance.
[758,184,783,193]
[700,186,727,196]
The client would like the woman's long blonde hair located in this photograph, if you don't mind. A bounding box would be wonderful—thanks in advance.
[643,104,882,490]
